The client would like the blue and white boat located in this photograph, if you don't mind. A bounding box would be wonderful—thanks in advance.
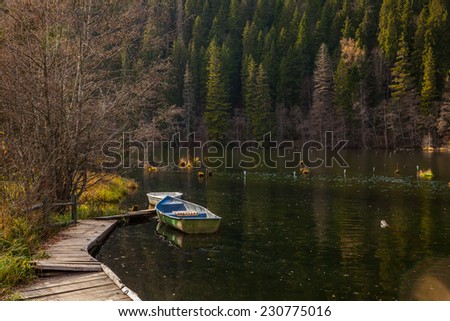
[155,196,221,234]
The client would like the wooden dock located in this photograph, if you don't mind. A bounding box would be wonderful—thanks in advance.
[95,208,156,221]
[19,220,140,301]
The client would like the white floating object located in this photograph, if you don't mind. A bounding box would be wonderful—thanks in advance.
[380,220,389,228]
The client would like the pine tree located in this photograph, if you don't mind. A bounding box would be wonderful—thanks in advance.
[244,56,257,118]
[192,16,206,48]
[412,7,428,86]
[310,43,334,141]
[427,0,449,90]
[355,7,369,49]
[389,34,414,100]
[389,33,419,146]
[228,0,244,36]
[253,0,274,31]
[399,0,413,40]
[420,43,437,112]
[243,55,256,136]
[333,56,351,139]
[295,12,311,74]
[262,27,277,91]
[242,21,258,61]
[204,40,231,140]
[314,0,336,46]
[253,64,274,139]
[183,63,196,137]
[170,37,187,106]
[377,0,398,63]
[341,16,353,39]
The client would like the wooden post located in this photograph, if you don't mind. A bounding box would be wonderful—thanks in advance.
[71,194,77,224]
[42,196,50,226]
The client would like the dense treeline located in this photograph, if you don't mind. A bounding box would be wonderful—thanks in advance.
[129,0,450,148]
[1,0,450,210]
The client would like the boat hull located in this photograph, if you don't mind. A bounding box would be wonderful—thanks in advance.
[156,211,221,234]
[147,192,183,206]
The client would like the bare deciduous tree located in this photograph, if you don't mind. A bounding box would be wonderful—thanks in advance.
[0,0,168,216]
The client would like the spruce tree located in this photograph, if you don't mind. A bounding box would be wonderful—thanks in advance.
[253,64,274,139]
[390,33,419,146]
[377,0,398,63]
[341,16,353,39]
[412,7,428,86]
[204,40,231,140]
[333,56,352,138]
[170,38,187,106]
[390,34,414,100]
[399,0,413,40]
[244,56,257,118]
[310,43,334,141]
[355,8,369,49]
[183,63,196,137]
[420,43,437,112]
[295,12,311,75]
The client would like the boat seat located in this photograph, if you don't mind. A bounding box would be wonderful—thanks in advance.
[168,212,207,218]
[161,203,186,212]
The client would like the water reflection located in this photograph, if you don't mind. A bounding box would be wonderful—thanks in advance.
[97,150,450,300]
[155,222,219,250]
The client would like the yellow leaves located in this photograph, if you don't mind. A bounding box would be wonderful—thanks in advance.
[340,38,366,67]
[417,169,434,179]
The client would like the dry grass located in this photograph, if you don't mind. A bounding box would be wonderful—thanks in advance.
[418,169,434,179]
[80,173,138,203]
[0,218,40,298]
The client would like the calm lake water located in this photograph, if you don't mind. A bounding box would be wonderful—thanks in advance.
[96,150,450,300]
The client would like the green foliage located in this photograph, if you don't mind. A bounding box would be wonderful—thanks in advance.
[169,38,188,106]
[253,64,275,139]
[25,0,441,148]
[183,63,196,136]
[390,34,415,100]
[7,0,445,148]
[244,55,257,123]
[244,59,274,138]
[378,0,399,63]
[311,43,334,139]
[334,57,352,114]
[80,174,138,204]
[0,218,39,296]
[341,16,353,39]
[421,43,437,111]
[204,40,231,140]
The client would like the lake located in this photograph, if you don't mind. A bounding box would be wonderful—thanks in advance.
[96,150,450,300]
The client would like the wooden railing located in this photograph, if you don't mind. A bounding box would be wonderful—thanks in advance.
[28,195,78,225]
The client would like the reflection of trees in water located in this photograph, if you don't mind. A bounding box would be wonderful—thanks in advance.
[311,185,328,248]
[101,153,450,300]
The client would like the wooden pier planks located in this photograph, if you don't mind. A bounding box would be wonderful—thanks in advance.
[19,272,126,301]
[94,208,156,220]
[19,220,139,301]
[32,220,116,273]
